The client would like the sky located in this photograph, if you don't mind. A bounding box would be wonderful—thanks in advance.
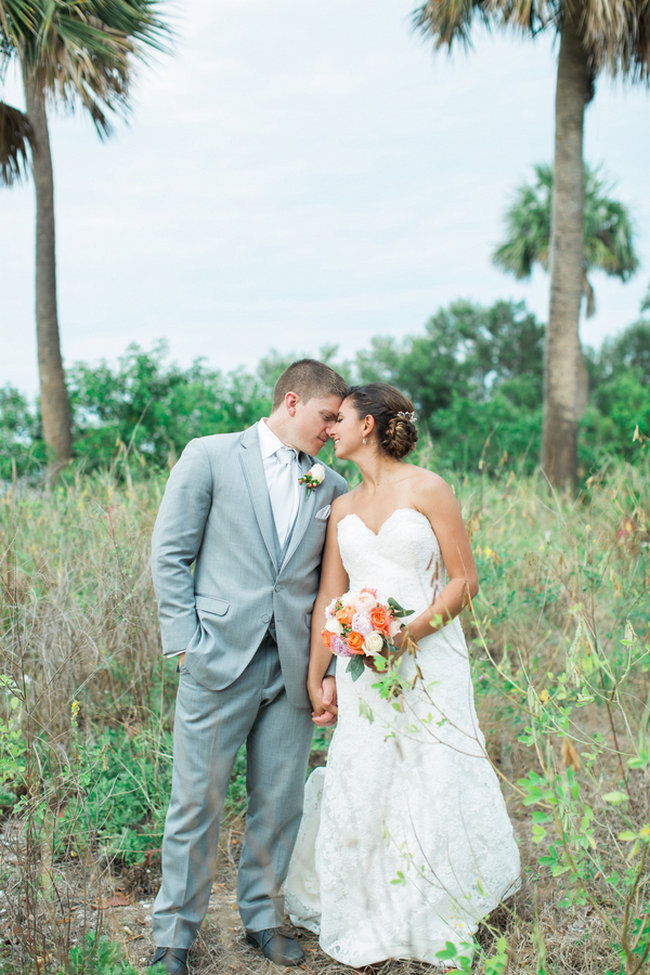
[2,0,649,398]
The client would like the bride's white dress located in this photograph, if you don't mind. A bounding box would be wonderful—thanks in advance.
[284,508,521,968]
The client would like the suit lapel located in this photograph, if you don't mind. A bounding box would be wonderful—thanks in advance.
[239,425,279,570]
[281,453,317,570]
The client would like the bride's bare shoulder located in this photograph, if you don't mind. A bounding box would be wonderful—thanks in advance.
[405,465,453,499]
[331,486,363,520]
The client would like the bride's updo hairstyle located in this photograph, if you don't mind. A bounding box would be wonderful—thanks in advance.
[347,383,418,460]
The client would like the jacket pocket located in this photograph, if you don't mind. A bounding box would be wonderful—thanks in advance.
[195,594,230,617]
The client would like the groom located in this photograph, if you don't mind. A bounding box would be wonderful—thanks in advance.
[149,359,347,974]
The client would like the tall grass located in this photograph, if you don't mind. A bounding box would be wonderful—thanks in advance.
[0,454,648,974]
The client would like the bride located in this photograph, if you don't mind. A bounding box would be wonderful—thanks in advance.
[284,383,521,969]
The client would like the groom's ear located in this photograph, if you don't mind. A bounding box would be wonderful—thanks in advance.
[284,391,300,416]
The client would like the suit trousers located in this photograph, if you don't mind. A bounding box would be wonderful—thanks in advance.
[152,633,314,948]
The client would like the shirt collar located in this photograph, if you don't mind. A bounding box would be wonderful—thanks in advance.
[257,418,287,460]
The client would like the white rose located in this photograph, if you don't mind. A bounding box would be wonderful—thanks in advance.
[324,617,343,635]
[310,463,325,484]
[389,618,403,638]
[363,631,385,656]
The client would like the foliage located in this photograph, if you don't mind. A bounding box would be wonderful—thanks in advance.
[67,340,271,472]
[493,163,639,316]
[0,99,34,184]
[464,457,650,973]
[0,460,649,972]
[580,372,650,468]
[415,0,650,489]
[0,675,27,805]
[62,933,144,975]
[354,299,545,414]
[641,284,650,314]
[0,384,45,478]
[1,0,172,475]
[593,320,650,386]
[0,932,144,975]
[1,301,649,482]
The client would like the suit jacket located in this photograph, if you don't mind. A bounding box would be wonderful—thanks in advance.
[151,424,347,708]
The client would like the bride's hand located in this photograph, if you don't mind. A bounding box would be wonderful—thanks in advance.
[309,676,338,726]
[363,629,411,673]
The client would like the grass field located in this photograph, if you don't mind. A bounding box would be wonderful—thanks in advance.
[0,452,648,974]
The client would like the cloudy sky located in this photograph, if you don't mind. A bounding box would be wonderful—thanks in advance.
[2,0,649,397]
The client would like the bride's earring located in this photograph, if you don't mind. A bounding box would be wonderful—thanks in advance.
[362,437,367,445]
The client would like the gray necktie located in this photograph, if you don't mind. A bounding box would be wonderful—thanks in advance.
[269,446,299,545]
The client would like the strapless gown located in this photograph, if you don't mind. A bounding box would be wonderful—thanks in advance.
[284,508,521,968]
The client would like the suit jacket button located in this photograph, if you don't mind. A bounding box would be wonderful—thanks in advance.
[261,614,270,623]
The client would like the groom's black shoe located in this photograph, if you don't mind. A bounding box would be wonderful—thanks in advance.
[149,947,189,975]
[245,928,304,966]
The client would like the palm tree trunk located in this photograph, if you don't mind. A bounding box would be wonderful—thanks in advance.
[542,9,589,491]
[21,63,73,480]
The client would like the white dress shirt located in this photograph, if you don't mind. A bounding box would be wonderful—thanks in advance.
[257,419,301,546]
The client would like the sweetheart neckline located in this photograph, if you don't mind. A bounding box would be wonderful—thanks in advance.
[339,508,431,538]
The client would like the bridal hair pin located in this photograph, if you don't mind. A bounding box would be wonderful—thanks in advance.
[396,410,417,423]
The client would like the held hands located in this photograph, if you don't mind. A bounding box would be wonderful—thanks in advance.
[310,675,338,726]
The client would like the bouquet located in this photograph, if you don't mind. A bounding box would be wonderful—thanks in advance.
[321,588,412,683]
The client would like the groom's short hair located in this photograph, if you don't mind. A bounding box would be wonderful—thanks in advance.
[272,359,348,410]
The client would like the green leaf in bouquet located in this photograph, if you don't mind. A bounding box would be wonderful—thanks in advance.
[388,597,412,618]
[346,656,365,681]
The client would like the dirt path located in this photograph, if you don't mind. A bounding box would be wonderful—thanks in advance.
[102,822,431,975]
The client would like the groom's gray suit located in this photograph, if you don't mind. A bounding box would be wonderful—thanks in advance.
[150,424,346,948]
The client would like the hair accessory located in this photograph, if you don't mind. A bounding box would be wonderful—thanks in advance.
[396,410,416,423]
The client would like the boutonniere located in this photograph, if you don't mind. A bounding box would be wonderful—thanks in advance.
[299,463,325,496]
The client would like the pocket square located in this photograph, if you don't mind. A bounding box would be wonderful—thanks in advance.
[315,504,331,521]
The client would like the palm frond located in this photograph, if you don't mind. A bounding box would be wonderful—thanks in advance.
[17,0,171,131]
[0,0,38,45]
[0,99,34,184]
[418,1,650,76]
[641,283,650,314]
[492,163,552,277]
[580,0,650,80]
[413,1,491,50]
[484,0,560,34]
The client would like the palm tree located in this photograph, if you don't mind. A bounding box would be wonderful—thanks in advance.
[1,0,168,478]
[414,1,650,490]
[494,163,638,318]
[493,162,638,415]
[0,5,36,183]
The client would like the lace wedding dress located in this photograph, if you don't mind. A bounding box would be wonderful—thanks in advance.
[284,508,521,968]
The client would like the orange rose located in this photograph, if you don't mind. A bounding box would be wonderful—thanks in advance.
[321,628,332,649]
[336,605,354,626]
[369,605,391,633]
[346,631,365,654]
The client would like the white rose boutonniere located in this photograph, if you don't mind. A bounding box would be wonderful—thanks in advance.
[299,463,325,496]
